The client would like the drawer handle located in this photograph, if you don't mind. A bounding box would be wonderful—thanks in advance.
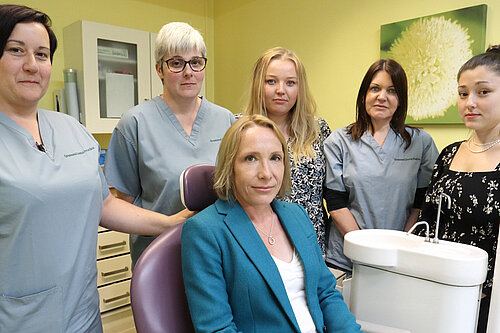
[103,292,130,304]
[101,266,129,277]
[99,240,126,251]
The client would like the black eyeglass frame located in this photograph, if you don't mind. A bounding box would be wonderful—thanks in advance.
[162,57,208,73]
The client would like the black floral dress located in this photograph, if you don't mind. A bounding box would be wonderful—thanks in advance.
[235,114,332,253]
[419,141,500,295]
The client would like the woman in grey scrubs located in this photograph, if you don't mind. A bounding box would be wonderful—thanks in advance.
[323,59,438,273]
[104,22,234,267]
[0,5,193,332]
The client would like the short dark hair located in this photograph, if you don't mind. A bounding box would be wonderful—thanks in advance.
[0,4,57,62]
[348,59,416,150]
[457,44,500,81]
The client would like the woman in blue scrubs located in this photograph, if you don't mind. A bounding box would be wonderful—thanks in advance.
[323,59,438,273]
[0,5,193,332]
[104,22,234,267]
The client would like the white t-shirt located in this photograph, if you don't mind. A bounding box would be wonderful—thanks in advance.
[272,251,317,333]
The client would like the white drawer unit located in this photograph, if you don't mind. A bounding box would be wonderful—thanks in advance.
[99,279,132,312]
[97,223,135,332]
[97,230,130,260]
[102,306,136,333]
[97,255,132,287]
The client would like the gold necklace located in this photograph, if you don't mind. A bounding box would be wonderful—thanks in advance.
[253,213,276,245]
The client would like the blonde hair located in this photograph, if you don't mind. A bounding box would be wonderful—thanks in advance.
[245,47,318,161]
[155,22,206,65]
[213,115,291,201]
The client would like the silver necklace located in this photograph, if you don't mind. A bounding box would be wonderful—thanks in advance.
[253,213,276,245]
[471,136,500,146]
[467,137,500,153]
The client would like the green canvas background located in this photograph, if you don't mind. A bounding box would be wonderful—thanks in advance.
[380,4,487,124]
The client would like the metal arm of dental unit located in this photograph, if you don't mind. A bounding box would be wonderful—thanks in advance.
[406,221,430,241]
[433,193,451,243]
[407,192,452,244]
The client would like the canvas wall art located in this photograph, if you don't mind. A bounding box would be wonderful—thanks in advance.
[380,5,487,124]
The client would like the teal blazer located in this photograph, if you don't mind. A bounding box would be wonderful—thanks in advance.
[181,199,360,333]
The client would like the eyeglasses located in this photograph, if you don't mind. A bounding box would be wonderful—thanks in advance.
[162,56,207,73]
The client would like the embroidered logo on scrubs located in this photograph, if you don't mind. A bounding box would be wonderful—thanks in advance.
[394,157,420,161]
[210,138,222,142]
[64,146,96,158]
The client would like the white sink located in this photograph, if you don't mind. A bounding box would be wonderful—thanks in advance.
[344,229,488,286]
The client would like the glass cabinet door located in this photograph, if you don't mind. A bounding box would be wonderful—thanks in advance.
[63,21,152,133]
[97,39,139,119]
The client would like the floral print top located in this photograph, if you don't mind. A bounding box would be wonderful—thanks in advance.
[235,114,332,253]
[282,117,332,253]
[419,141,500,293]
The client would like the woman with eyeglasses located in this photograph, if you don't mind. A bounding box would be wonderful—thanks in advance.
[105,22,234,267]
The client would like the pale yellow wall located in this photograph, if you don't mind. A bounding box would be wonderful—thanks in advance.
[7,1,500,149]
[8,0,214,133]
[213,0,500,150]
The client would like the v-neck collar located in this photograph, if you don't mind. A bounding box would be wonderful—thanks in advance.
[0,109,53,157]
[0,109,54,160]
[37,111,54,157]
[361,129,397,162]
[158,96,205,146]
[0,110,30,138]
[216,199,315,332]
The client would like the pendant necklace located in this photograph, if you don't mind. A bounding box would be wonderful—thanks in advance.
[253,213,276,245]
[467,136,500,153]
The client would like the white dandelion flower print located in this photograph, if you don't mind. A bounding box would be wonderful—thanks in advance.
[389,16,473,120]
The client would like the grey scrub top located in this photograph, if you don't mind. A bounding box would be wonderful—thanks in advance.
[0,109,109,332]
[104,96,234,266]
[324,127,438,270]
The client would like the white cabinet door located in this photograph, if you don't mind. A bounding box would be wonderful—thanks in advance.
[149,32,163,99]
[64,21,152,133]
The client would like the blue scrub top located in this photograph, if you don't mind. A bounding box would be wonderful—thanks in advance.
[324,127,438,270]
[104,96,234,265]
[0,109,109,332]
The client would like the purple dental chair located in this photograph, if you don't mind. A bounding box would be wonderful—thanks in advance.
[130,164,217,333]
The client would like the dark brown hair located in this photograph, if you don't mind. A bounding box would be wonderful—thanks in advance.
[0,4,57,62]
[457,44,500,80]
[348,59,416,149]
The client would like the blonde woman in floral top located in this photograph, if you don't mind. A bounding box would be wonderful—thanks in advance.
[239,47,331,252]
[418,45,500,333]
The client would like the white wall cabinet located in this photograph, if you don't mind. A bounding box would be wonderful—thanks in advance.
[63,20,163,133]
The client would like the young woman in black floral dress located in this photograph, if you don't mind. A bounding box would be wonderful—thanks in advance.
[419,46,500,333]
[241,47,331,253]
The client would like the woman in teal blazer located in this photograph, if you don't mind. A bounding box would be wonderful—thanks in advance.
[182,115,360,333]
